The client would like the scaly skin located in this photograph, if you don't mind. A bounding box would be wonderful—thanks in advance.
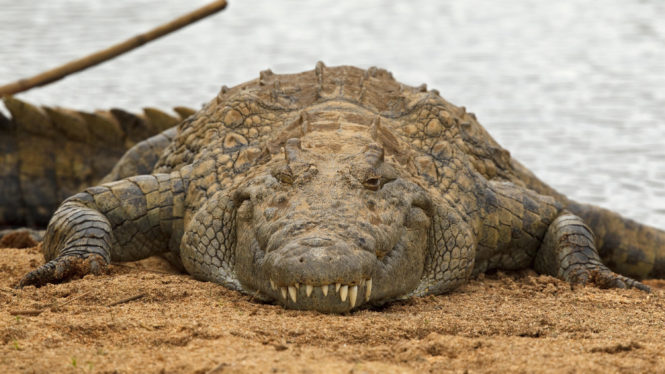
[18,63,665,313]
[0,96,194,228]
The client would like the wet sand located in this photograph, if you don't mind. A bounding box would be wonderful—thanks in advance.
[2,245,664,373]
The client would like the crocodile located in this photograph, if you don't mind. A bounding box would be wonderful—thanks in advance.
[0,97,195,229]
[16,63,665,313]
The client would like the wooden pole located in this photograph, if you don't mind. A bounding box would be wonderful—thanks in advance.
[0,0,227,96]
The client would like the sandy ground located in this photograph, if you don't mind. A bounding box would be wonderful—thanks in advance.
[2,244,665,374]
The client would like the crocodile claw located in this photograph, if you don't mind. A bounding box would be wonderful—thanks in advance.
[567,266,651,293]
[588,269,650,292]
[17,254,107,288]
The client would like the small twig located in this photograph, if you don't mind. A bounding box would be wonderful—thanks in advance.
[50,290,94,310]
[107,293,146,307]
[9,289,94,316]
[0,0,227,96]
[206,362,228,374]
[10,309,42,316]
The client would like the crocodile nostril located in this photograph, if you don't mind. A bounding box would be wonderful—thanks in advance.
[264,207,277,220]
[299,237,333,247]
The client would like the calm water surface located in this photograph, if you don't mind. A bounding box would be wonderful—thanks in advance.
[1,0,664,227]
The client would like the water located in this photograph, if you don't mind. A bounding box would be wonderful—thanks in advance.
[1,0,664,227]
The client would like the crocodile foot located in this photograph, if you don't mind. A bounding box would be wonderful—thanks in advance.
[565,262,651,292]
[535,213,650,293]
[17,253,107,288]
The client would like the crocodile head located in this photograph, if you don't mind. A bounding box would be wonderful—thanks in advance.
[221,120,468,313]
[180,112,476,313]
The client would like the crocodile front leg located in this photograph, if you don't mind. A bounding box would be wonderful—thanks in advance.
[475,180,648,291]
[534,213,650,291]
[18,171,188,287]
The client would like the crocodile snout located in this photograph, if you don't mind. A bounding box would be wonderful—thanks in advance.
[262,236,375,312]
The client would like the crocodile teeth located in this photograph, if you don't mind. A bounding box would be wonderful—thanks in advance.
[270,279,276,290]
[288,286,297,302]
[278,282,368,305]
[349,285,358,308]
[340,285,348,302]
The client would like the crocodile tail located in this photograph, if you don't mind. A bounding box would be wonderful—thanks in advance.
[567,201,665,280]
[0,96,194,228]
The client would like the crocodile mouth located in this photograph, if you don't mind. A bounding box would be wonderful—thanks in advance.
[259,234,378,313]
[268,278,373,311]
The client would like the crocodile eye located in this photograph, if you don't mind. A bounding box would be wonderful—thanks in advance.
[272,166,294,184]
[363,177,381,191]
[277,172,294,184]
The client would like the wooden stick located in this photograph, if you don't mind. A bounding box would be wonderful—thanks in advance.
[50,290,94,310]
[0,0,227,96]
[107,293,146,307]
